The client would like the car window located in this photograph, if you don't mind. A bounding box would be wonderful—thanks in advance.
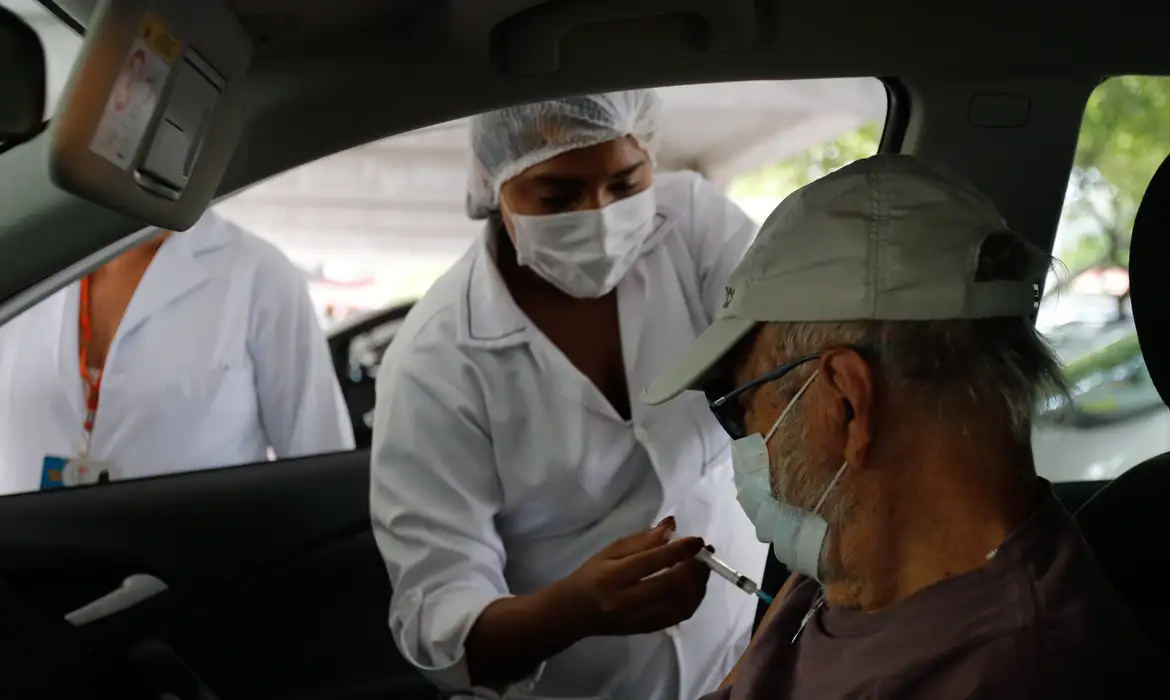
[0,77,887,495]
[1032,75,1170,483]
[1,0,83,116]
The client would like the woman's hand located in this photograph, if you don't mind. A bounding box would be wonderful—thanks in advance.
[465,518,711,688]
[556,518,712,637]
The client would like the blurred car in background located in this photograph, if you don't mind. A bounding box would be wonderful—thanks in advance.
[300,264,399,331]
[1033,331,1170,480]
[327,302,415,448]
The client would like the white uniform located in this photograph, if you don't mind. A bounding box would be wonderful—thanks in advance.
[0,210,355,495]
[370,172,768,700]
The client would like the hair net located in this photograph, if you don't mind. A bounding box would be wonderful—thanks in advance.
[466,90,663,219]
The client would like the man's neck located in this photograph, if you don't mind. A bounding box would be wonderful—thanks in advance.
[828,435,1040,612]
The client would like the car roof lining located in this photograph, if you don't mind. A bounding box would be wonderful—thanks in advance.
[0,1,1166,318]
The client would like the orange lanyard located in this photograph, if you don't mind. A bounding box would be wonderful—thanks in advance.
[78,275,103,438]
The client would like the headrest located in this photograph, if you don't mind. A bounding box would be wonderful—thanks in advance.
[1130,153,1170,408]
[1074,451,1170,654]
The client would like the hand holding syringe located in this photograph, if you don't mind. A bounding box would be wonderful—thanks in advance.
[659,520,773,604]
[695,547,774,605]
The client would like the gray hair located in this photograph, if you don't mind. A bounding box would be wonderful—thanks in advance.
[767,233,1068,440]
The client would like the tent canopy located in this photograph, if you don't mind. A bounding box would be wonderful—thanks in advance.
[217,79,886,267]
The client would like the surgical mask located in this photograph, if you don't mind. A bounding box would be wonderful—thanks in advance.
[507,187,657,298]
[730,369,849,582]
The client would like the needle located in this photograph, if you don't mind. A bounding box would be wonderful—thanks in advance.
[695,548,773,605]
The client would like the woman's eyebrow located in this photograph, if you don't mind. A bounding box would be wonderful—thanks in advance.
[610,159,649,181]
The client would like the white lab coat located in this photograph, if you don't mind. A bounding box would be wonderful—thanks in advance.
[0,210,355,496]
[370,172,767,700]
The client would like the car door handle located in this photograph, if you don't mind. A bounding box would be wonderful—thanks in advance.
[64,573,169,626]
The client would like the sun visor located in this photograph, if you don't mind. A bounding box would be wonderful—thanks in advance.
[47,0,251,232]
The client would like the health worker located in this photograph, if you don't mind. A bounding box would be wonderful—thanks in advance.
[0,209,355,495]
[370,90,767,699]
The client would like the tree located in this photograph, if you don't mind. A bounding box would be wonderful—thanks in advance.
[1046,76,1170,318]
[1063,76,1170,269]
[732,77,1170,317]
[729,122,881,198]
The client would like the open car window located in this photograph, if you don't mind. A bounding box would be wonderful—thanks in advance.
[0,77,889,493]
[1031,75,1170,482]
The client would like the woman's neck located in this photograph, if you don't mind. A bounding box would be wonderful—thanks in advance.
[95,232,170,281]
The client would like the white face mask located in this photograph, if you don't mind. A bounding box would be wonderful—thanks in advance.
[506,187,657,298]
[730,369,849,582]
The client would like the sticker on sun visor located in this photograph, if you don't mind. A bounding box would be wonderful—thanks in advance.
[88,14,181,170]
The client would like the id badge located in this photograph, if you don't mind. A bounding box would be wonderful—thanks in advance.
[41,456,115,490]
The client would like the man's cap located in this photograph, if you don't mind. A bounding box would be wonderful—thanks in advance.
[642,153,1047,406]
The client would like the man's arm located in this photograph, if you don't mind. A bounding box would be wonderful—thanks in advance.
[718,573,803,690]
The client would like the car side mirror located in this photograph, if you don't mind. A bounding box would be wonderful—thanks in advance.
[0,4,47,145]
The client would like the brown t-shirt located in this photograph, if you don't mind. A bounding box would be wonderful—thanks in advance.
[703,481,1160,699]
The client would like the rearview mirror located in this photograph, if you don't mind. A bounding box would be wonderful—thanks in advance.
[0,4,47,142]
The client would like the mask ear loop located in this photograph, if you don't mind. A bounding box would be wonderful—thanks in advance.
[812,460,849,517]
[762,367,849,517]
[764,369,819,443]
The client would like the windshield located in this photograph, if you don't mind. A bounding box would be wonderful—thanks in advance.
[1,0,82,117]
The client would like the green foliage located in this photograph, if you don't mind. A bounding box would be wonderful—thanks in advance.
[730,76,1170,279]
[1061,75,1170,269]
[1074,76,1170,206]
[729,122,881,199]
[1061,333,1142,386]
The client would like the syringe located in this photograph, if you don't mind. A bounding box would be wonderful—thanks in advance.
[695,548,774,605]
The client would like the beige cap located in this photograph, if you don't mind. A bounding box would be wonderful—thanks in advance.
[642,154,1046,406]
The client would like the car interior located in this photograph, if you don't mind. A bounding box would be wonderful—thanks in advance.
[0,1,1167,699]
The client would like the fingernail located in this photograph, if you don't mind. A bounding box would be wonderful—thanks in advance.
[656,516,676,531]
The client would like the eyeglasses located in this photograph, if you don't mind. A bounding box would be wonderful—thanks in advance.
[704,354,821,439]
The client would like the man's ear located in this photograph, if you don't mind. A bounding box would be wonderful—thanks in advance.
[820,348,874,468]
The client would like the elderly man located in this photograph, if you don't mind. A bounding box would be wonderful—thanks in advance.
[642,154,1159,699]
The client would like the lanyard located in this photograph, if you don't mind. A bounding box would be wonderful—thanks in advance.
[78,275,104,451]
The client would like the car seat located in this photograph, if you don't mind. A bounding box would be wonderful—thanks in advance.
[1074,151,1170,652]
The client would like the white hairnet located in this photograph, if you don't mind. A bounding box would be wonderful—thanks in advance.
[466,90,663,219]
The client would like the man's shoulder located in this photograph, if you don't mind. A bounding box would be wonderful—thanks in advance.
[960,510,1161,695]
[917,519,1161,698]
[955,623,1159,698]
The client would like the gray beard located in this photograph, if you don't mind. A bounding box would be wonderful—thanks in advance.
[769,416,854,582]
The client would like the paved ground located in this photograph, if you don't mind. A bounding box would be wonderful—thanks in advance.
[1034,408,1170,482]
